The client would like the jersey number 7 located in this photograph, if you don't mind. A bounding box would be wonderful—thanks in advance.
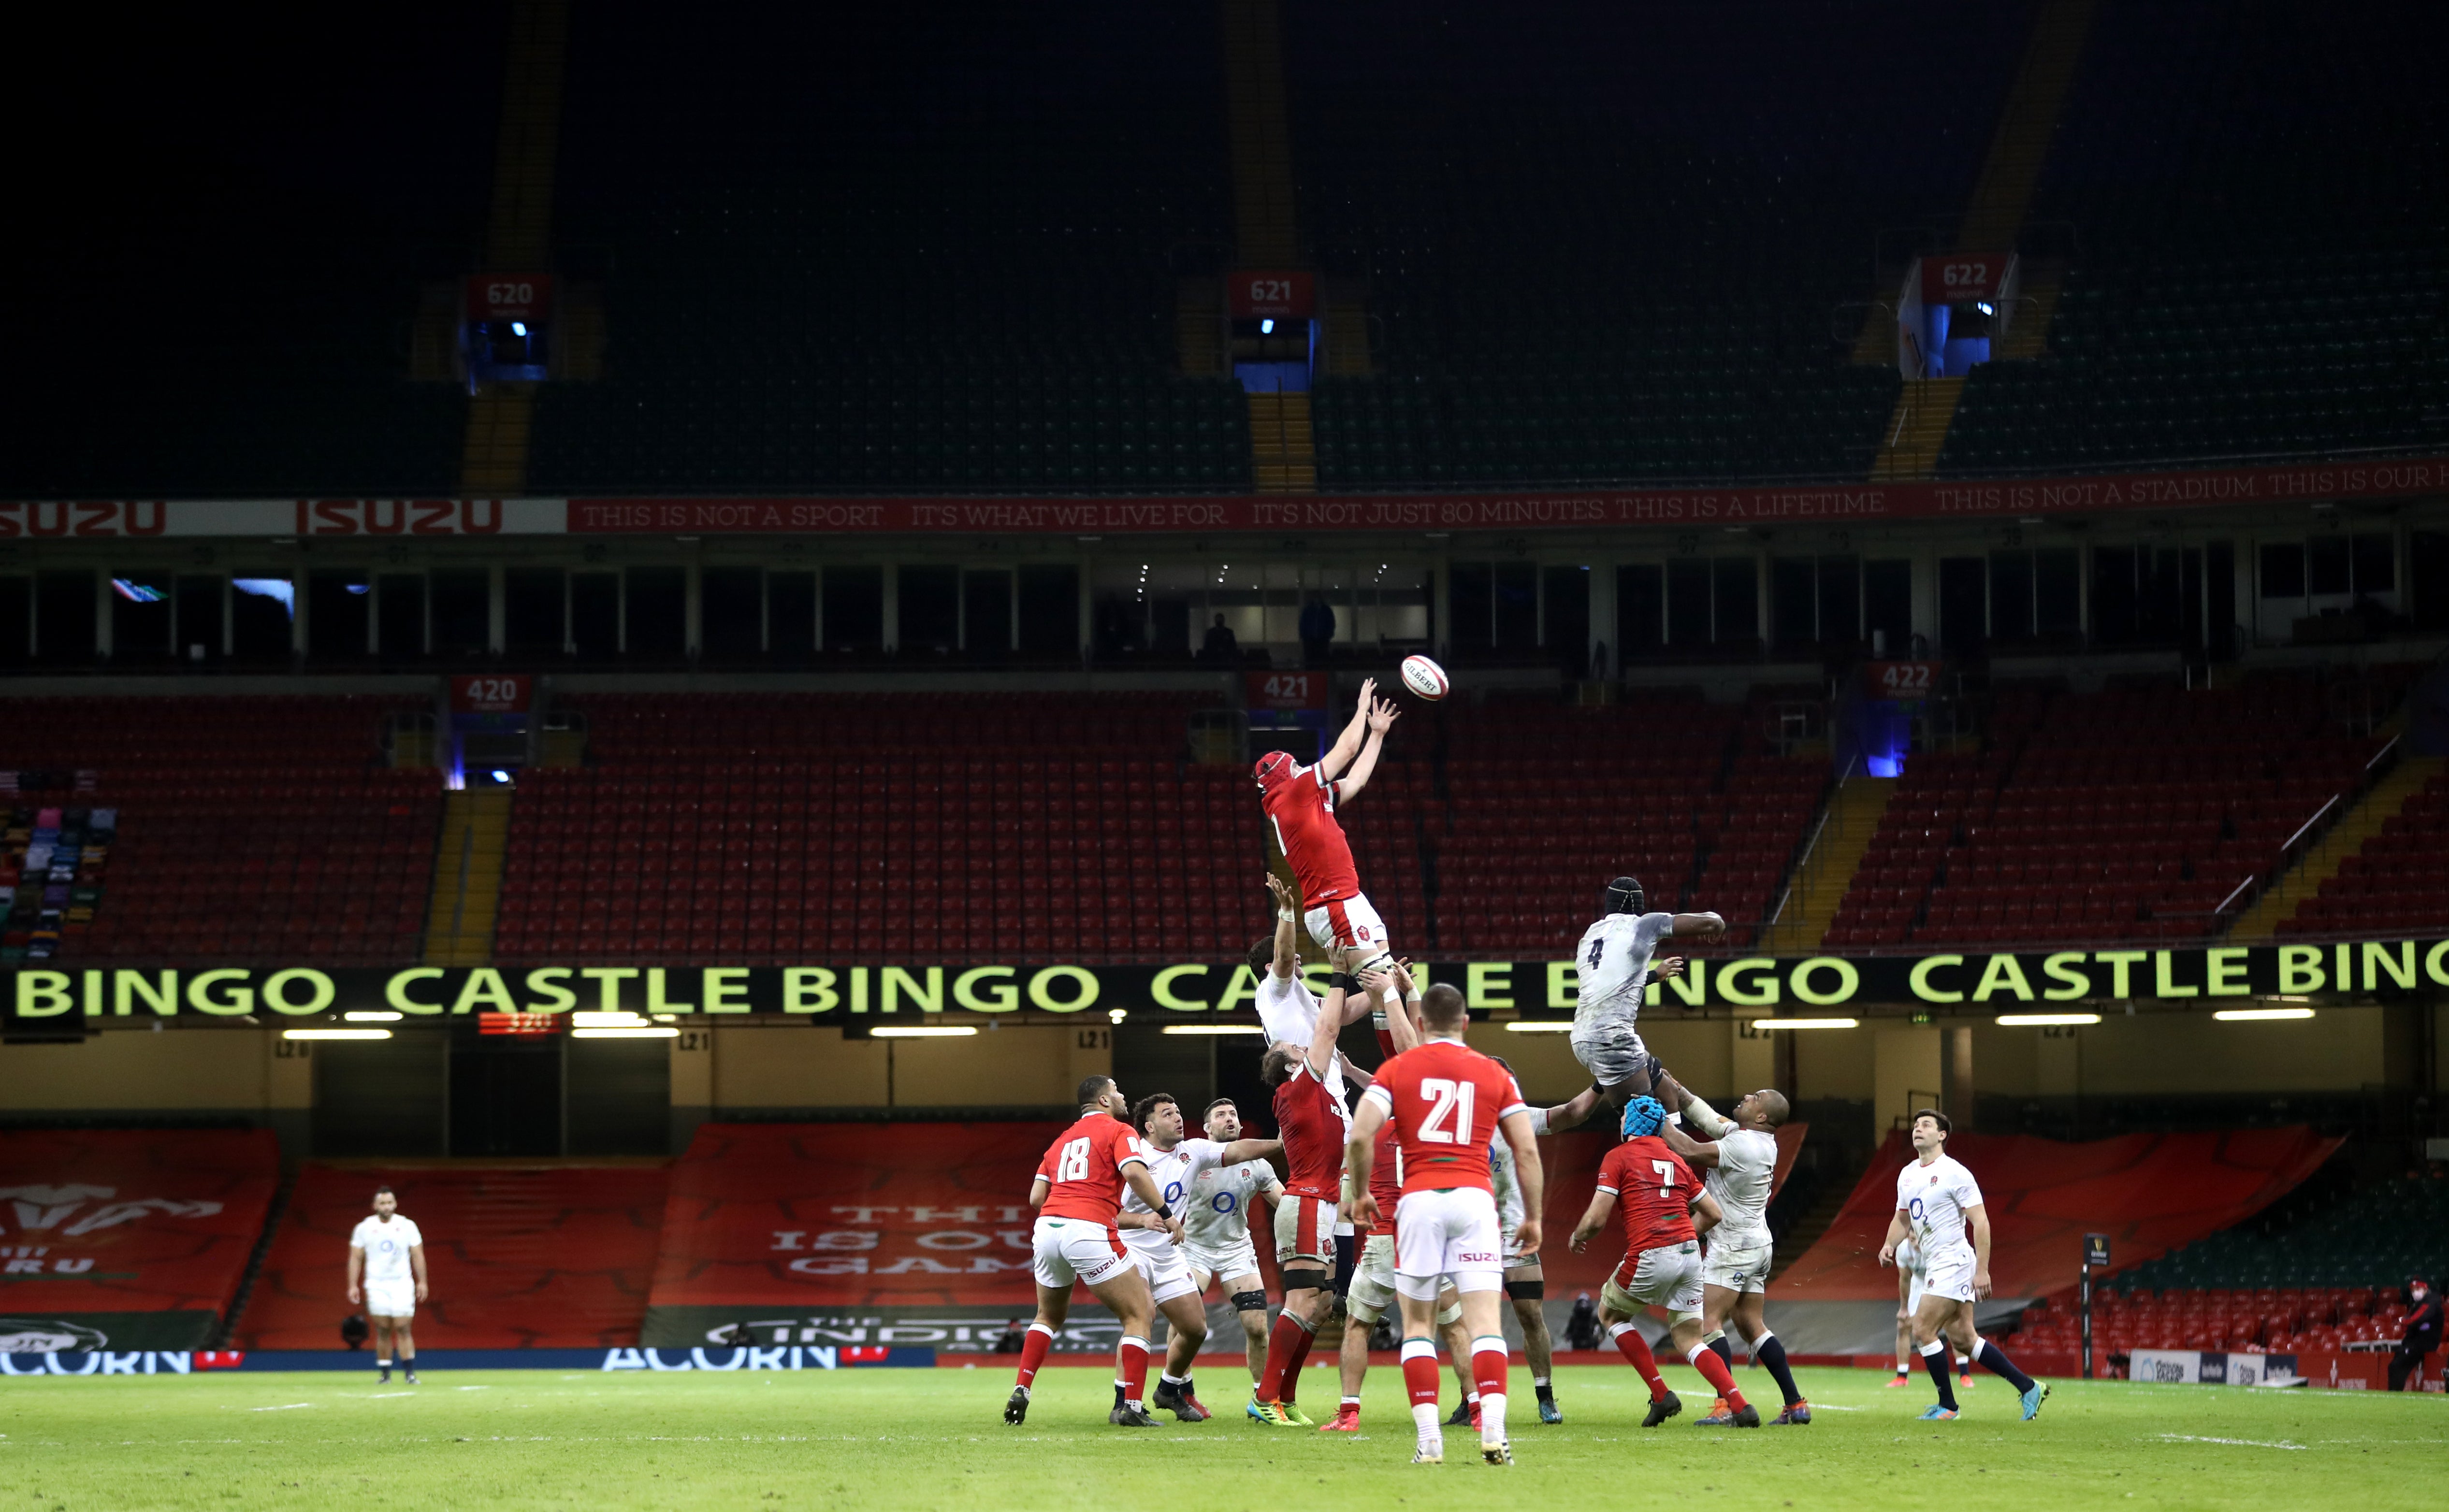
[1057,1138,1092,1181]
[1651,1158,1678,1199]
[1417,1078,1477,1144]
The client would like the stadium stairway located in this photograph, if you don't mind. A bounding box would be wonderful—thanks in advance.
[1176,276,1224,377]
[424,790,512,966]
[1758,771,1895,955]
[2228,753,2441,940]
[1954,0,2101,254]
[1220,0,1299,268]
[1248,391,1317,492]
[1869,376,1962,480]
[2261,755,2449,940]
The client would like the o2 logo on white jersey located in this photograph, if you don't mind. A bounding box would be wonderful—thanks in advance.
[1417,1079,1477,1144]
[1210,1192,1238,1215]
[1163,1181,1186,1206]
[1057,1138,1093,1182]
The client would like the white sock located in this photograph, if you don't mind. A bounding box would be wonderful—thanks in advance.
[1466,1389,1480,1404]
[1411,1401,1440,1444]
[1480,1390,1508,1445]
[1161,1372,1188,1386]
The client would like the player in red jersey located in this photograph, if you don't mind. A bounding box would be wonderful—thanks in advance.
[1254,679,1400,979]
[1004,1075,1184,1429]
[1567,1095,1753,1427]
[1346,982,1542,1467]
[1248,971,1363,1426]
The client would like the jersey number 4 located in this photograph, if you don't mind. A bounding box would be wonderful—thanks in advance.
[1057,1138,1092,1182]
[1417,1079,1477,1144]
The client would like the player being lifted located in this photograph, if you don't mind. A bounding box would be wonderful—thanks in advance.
[1660,1085,1811,1425]
[1571,877,1724,1107]
[1178,1096,1286,1392]
[1255,679,1401,980]
[1007,1075,1185,1428]
[1877,1109,2048,1422]
[1346,982,1544,1467]
[1568,1095,1753,1426]
[1122,1092,1282,1421]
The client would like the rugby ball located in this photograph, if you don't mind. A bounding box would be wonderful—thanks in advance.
[1400,654,1449,701]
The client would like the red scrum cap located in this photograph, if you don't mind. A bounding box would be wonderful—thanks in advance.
[1252,750,1299,793]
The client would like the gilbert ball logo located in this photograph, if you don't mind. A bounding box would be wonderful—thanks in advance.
[0,1319,108,1353]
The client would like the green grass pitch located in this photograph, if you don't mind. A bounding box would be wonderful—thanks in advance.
[3,1365,2441,1510]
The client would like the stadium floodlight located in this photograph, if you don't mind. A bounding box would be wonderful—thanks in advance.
[343,1010,404,1022]
[1975,301,1995,316]
[1260,318,1274,334]
[2213,1007,2316,1022]
[869,1025,978,1038]
[511,321,527,337]
[571,1026,681,1039]
[491,769,511,783]
[1751,1018,1858,1030]
[1996,1013,2101,1026]
[1160,1024,1267,1036]
[283,1028,392,1041]
[573,1010,647,1027]
[1502,1021,1575,1033]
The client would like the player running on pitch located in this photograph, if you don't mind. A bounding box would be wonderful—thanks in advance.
[1571,877,1723,1107]
[1179,1096,1286,1391]
[1889,1233,1973,1390]
[1007,1076,1185,1428]
[1255,679,1401,979]
[1660,1085,1810,1425]
[347,1185,427,1384]
[1346,981,1544,1467]
[1877,1109,2048,1422]
[1122,1092,1282,1421]
[1568,1096,1753,1426]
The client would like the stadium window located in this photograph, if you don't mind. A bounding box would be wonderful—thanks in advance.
[700,566,764,661]
[1988,551,2034,644]
[33,570,95,664]
[625,566,685,661]
[504,567,566,656]
[2205,540,2237,660]
[179,575,229,661]
[1016,563,1078,659]
[1937,557,1985,657]
[898,565,958,653]
[768,570,818,659]
[431,569,490,657]
[2092,547,2139,645]
[1493,562,1537,648]
[822,565,884,652]
[1817,555,1861,648]
[1864,559,1912,655]
[2305,535,2350,598]
[1541,565,1589,669]
[1665,558,1711,648]
[111,573,173,662]
[570,572,618,660]
[307,569,372,660]
[0,576,28,668]
[2258,542,2305,599]
[230,573,293,662]
[1356,563,1428,648]
[1616,563,1663,658]
[1449,562,1494,651]
[2034,548,2081,637]
[1710,557,1757,650]
[2412,532,2449,632]
[2350,533,2394,595]
[1770,558,1817,654]
[962,569,1013,656]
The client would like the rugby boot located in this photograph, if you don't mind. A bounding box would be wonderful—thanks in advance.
[1730,1403,1761,1427]
[1695,1397,1733,1426]
[1769,1401,1812,1426]
[1275,1399,1316,1427]
[1883,1372,1912,1388]
[1109,1404,1159,1427]
[1003,1386,1030,1425]
[1641,1390,1683,1428]
[1317,1405,1362,1433]
[1152,1379,1208,1422]
[1245,1397,1295,1427]
[1917,1404,1959,1420]
[1480,1440,1513,1467]
[2019,1382,2051,1421]
[1411,1440,1444,1465]
[1536,1392,1563,1425]
[404,1368,420,1385]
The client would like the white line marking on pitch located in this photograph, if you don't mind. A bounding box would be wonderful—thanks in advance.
[2155,1433,2305,1450]
[251,1404,316,1412]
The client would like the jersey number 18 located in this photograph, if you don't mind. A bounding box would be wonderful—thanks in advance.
[1057,1138,1092,1181]
[1417,1079,1477,1144]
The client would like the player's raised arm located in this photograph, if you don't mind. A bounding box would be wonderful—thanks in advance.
[1659,1115,1721,1169]
[1342,1092,1391,1232]
[1304,974,1348,1081]
[1316,677,1378,781]
[1536,1082,1605,1134]
[1264,874,1301,979]
[1498,1106,1544,1255]
[1669,911,1726,938]
[1218,1135,1283,1164]
[1379,962,1424,1054]
[1330,695,1400,806]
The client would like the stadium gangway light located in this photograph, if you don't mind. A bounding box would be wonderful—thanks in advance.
[1750,1018,1859,1030]
[868,1025,978,1038]
[1996,1013,2102,1026]
[1161,1024,1268,1036]
[1501,1021,1575,1034]
[2212,1007,2316,1022]
[283,1028,392,1041]
[571,1026,681,1039]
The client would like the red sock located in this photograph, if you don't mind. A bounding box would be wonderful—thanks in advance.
[1472,1343,1508,1405]
[1401,1339,1441,1407]
[1280,1319,1318,1402]
[1688,1343,1746,1409]
[1116,1335,1150,1406]
[1609,1323,1669,1401]
[1015,1323,1052,1388]
[1256,1312,1308,1401]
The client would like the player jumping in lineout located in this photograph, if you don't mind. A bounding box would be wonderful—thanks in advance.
[1255,679,1400,982]
[1571,877,1724,1108]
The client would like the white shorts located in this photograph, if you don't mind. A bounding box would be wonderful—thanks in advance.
[1701,1239,1772,1295]
[1273,1194,1338,1268]
[1604,1240,1703,1322]
[1569,1010,1651,1088]
[1030,1216,1133,1290]
[1906,1269,1927,1313]
[363,1278,416,1319]
[1184,1235,1261,1287]
[1303,893,1389,964]
[1919,1250,1977,1305]
[1346,1233,1400,1324]
[1392,1187,1503,1300]
[1125,1233,1201,1305]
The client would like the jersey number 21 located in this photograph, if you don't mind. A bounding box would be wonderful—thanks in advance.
[1417,1079,1476,1144]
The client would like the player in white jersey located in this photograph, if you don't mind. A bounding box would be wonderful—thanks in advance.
[1887,1236,1972,1389]
[1180,1096,1286,1388]
[1571,877,1723,1106]
[346,1186,427,1384]
[1660,1086,1808,1425]
[1878,1109,2049,1422]
[1122,1092,1282,1421]
[1485,1061,1605,1426]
